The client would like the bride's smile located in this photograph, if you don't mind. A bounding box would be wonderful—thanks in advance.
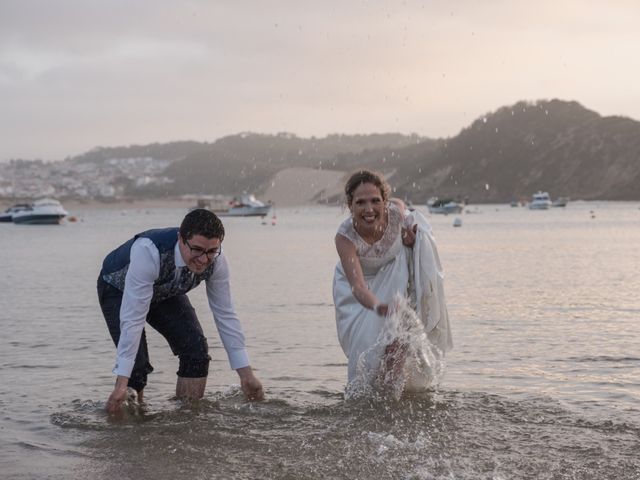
[350,182,387,241]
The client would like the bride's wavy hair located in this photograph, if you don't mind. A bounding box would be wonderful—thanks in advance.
[344,169,391,206]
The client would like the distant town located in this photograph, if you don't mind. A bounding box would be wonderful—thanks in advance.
[0,156,177,201]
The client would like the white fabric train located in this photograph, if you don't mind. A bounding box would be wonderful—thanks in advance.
[333,206,453,395]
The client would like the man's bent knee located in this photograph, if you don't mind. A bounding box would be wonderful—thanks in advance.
[177,354,211,378]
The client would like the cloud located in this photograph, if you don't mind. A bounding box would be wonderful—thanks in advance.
[0,0,639,160]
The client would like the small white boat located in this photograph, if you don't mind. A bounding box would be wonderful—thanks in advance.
[215,194,272,217]
[528,191,552,210]
[427,198,464,215]
[0,203,32,222]
[12,198,68,225]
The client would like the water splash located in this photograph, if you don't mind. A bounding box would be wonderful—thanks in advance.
[347,295,446,401]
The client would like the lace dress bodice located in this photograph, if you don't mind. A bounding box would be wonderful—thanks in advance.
[336,202,404,275]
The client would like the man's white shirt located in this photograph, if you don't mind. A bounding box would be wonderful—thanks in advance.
[113,237,249,377]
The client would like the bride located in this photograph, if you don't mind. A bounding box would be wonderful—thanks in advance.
[332,170,452,397]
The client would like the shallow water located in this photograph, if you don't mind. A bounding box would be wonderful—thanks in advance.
[1,202,639,479]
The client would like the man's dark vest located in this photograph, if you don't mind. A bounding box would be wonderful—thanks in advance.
[100,228,215,303]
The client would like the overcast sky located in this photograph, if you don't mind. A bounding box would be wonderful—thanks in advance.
[1,0,639,160]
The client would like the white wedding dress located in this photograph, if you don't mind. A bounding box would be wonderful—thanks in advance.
[333,202,452,396]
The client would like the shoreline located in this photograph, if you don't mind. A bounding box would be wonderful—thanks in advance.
[0,197,343,213]
[64,198,196,211]
[3,197,639,213]
[0,197,198,211]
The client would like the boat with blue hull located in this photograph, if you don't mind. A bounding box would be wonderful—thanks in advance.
[427,197,464,215]
[11,198,68,225]
[528,191,552,210]
[0,203,32,222]
[215,194,272,217]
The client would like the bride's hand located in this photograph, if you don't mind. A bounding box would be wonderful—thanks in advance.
[374,303,389,316]
[401,224,418,247]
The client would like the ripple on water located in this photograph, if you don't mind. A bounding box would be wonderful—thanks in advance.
[10,364,60,369]
[567,355,640,363]
[48,390,640,480]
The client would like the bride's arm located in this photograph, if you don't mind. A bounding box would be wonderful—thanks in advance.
[389,198,417,247]
[335,234,388,316]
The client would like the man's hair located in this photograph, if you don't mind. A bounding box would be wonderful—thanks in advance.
[344,169,390,206]
[180,209,225,241]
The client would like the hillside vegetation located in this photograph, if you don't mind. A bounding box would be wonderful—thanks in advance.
[63,99,640,203]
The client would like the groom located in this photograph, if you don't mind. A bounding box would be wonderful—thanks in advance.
[97,208,263,413]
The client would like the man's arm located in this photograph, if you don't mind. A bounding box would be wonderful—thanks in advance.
[106,238,159,414]
[106,375,130,414]
[206,255,264,401]
[237,365,264,401]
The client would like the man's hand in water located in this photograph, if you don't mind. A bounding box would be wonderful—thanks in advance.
[106,376,129,414]
[237,366,264,401]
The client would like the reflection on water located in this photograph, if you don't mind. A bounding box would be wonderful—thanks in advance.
[1,202,640,479]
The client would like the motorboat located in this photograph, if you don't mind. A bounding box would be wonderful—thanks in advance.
[11,198,69,224]
[427,197,464,215]
[188,196,235,213]
[552,197,569,208]
[0,203,32,222]
[215,194,272,217]
[528,191,552,210]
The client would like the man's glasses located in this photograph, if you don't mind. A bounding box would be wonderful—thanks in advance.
[183,238,222,260]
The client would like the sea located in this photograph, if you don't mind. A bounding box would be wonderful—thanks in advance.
[0,201,639,480]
